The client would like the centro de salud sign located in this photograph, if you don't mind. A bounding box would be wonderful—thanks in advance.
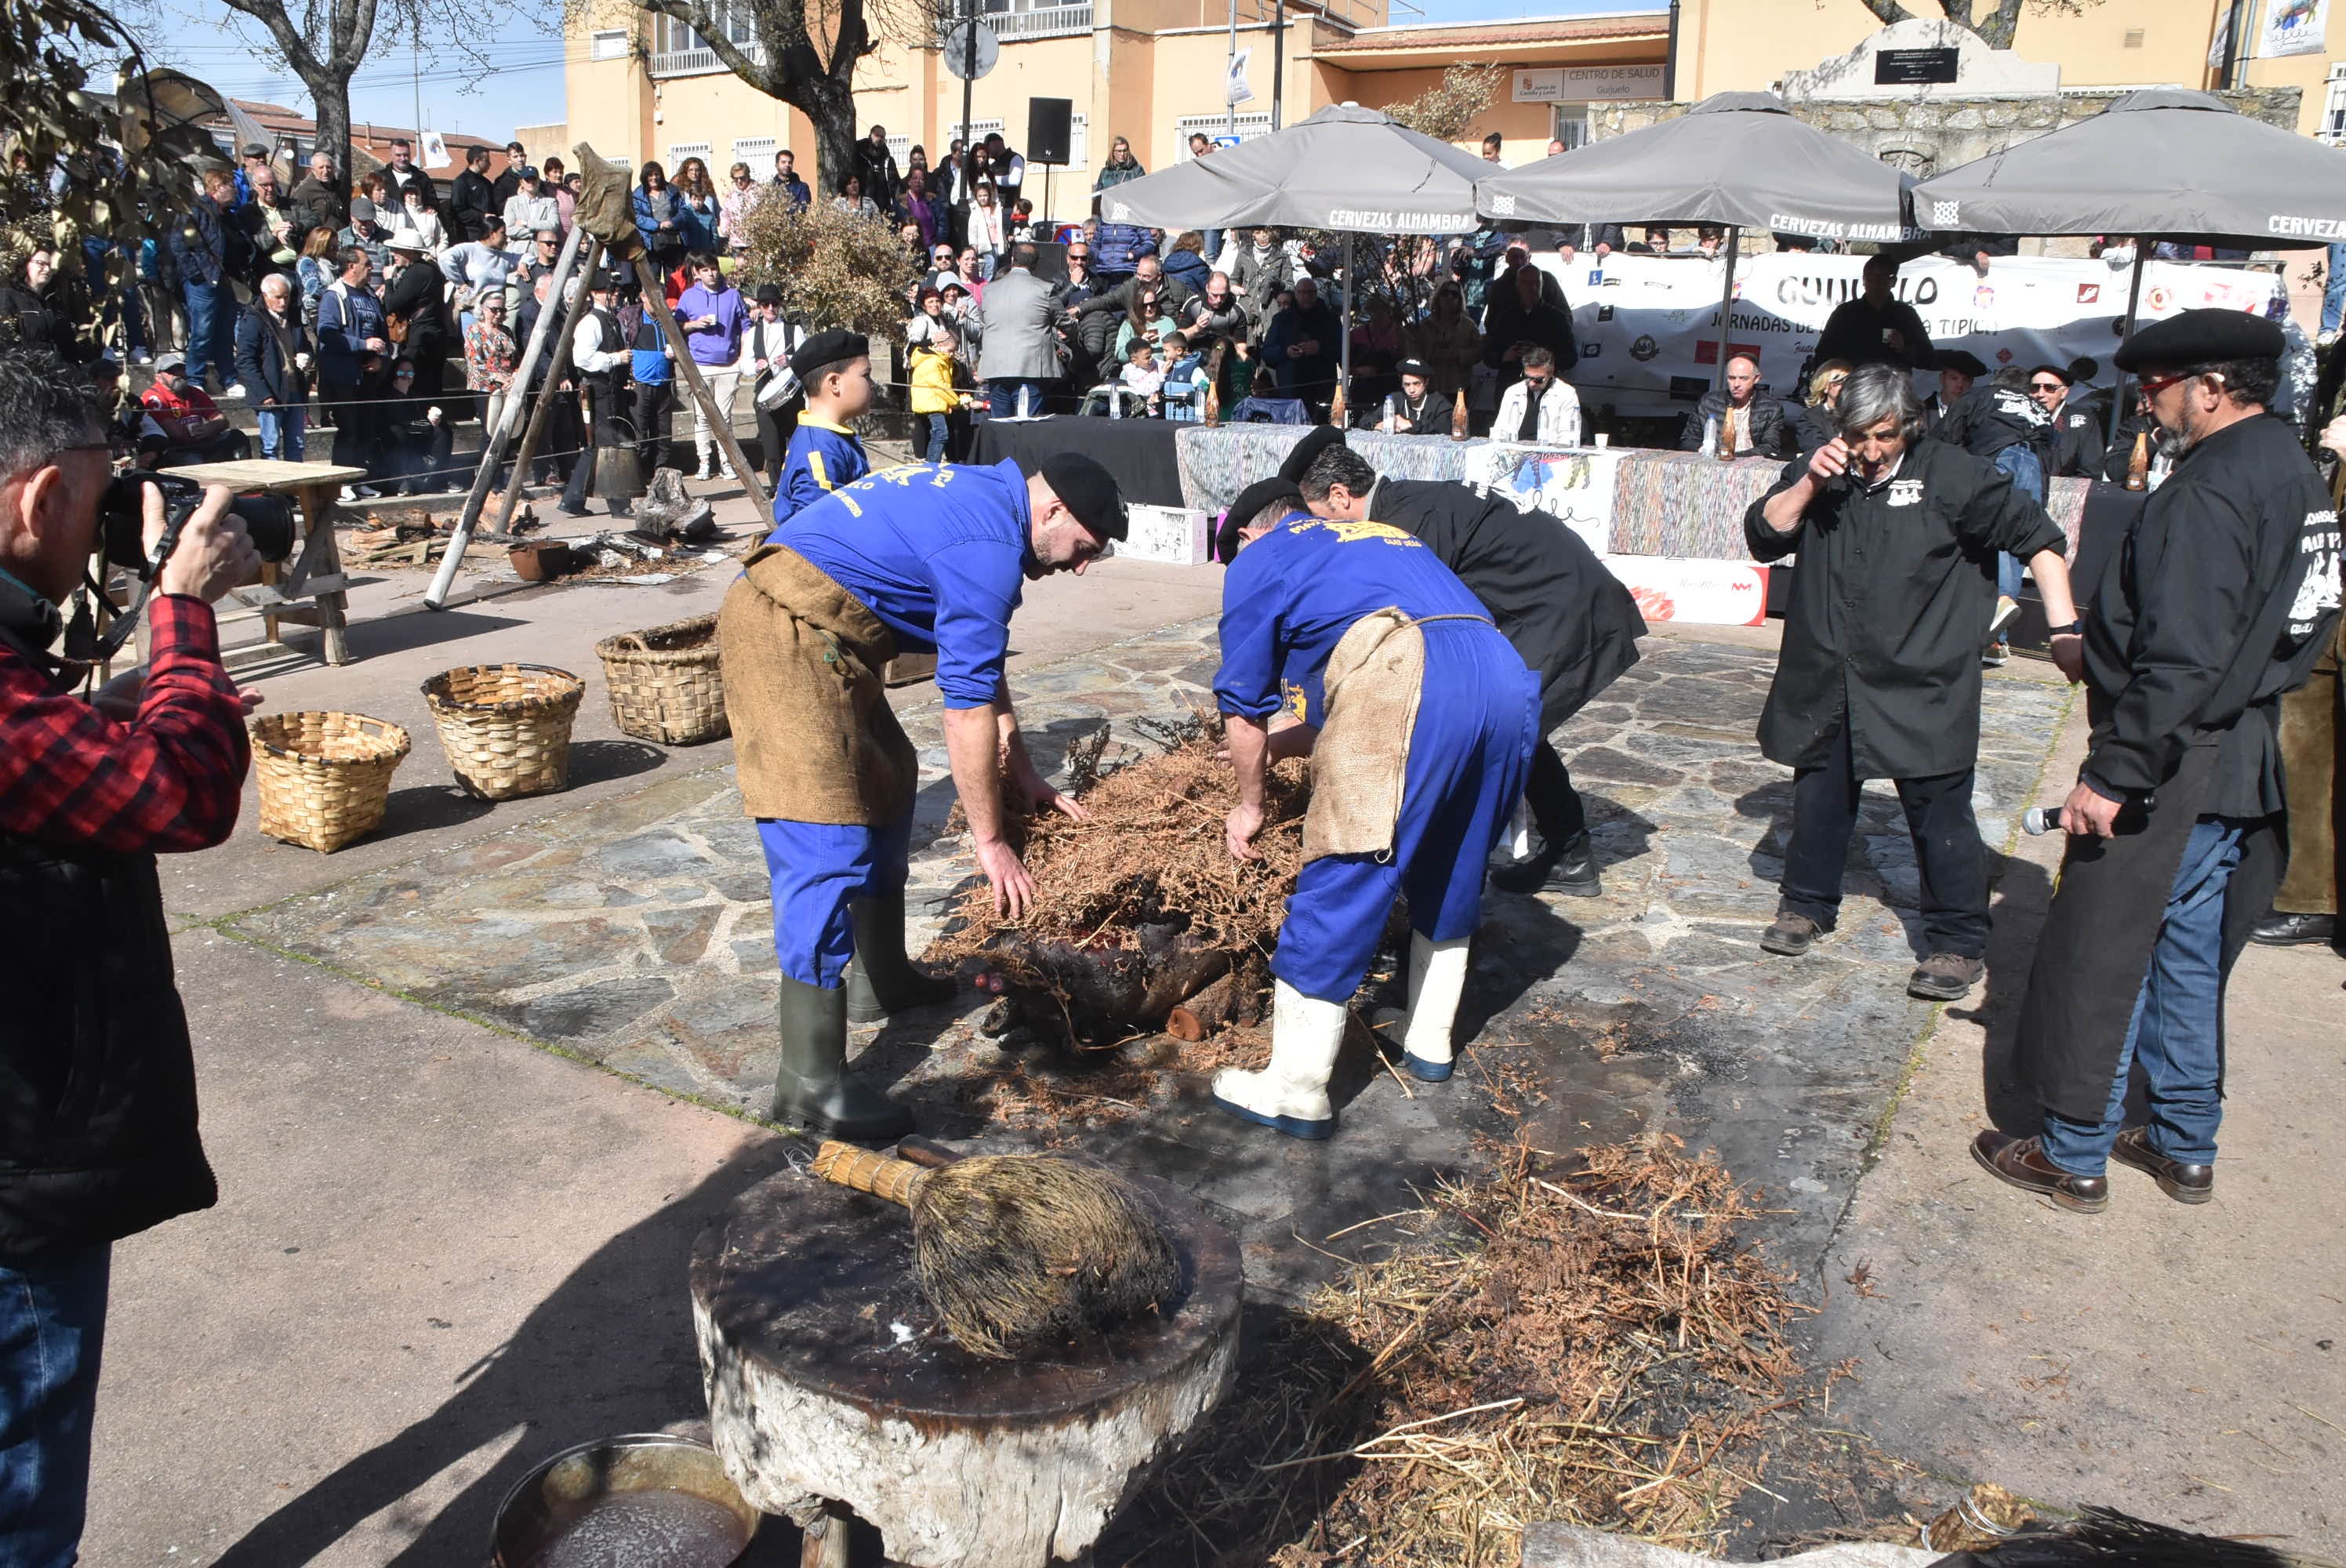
[1513,64,1667,103]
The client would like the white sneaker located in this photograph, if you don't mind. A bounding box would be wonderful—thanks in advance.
[220,383,248,399]
[695,455,714,481]
[1211,981,1346,1139]
[132,350,154,365]
[1369,933,1471,1083]
[719,462,739,481]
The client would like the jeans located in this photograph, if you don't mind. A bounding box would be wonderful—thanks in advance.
[2039,815,2250,1177]
[1779,719,1988,958]
[255,403,306,461]
[0,1245,111,1568]
[923,412,950,461]
[986,378,1049,418]
[2325,242,2346,336]
[1990,443,2044,641]
[180,278,232,387]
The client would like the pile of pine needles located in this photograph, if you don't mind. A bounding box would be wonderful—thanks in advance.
[929,714,1309,971]
[1106,1135,1813,1568]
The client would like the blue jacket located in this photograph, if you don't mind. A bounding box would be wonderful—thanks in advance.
[168,197,226,287]
[769,459,1031,708]
[1094,223,1158,277]
[633,186,689,254]
[232,303,310,407]
[313,280,387,383]
[1162,247,1212,295]
[771,415,868,527]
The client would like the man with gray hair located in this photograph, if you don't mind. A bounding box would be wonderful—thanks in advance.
[1745,361,2080,1001]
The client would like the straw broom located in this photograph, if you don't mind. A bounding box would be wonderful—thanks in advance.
[810,1138,1184,1359]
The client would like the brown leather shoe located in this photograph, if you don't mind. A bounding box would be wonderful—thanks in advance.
[1761,910,1823,956]
[2109,1127,2214,1204]
[1970,1130,2108,1213]
[1908,952,1985,1000]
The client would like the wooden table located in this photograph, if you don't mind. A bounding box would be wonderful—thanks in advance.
[166,459,369,666]
[692,1166,1243,1567]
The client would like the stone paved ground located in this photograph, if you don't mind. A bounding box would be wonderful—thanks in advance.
[223,622,2075,1305]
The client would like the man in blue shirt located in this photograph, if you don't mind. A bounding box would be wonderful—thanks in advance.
[773,328,873,525]
[719,452,1130,1138]
[1211,477,1540,1139]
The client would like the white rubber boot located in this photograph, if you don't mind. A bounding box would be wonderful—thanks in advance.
[1371,934,1471,1082]
[1211,980,1346,1139]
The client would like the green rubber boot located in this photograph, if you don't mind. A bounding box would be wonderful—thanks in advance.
[844,893,959,1025]
[771,975,913,1142]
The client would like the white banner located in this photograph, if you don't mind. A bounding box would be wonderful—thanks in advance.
[1533,251,2297,416]
[1464,443,1622,557]
[1604,558,1771,627]
[2261,0,2329,57]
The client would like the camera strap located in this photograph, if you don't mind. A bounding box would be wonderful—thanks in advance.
[65,514,185,669]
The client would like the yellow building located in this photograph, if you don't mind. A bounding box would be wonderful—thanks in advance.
[544,0,2339,211]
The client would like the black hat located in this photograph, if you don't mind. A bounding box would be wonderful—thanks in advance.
[242,143,269,158]
[1040,451,1128,543]
[586,270,619,292]
[2114,308,2285,373]
[1395,358,1431,379]
[1216,477,1303,564]
[790,328,869,384]
[1933,348,1988,377]
[753,283,783,305]
[1277,423,1346,485]
[2028,362,2074,386]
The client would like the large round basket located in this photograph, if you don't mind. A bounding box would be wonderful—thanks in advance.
[250,711,411,853]
[595,612,728,745]
[420,663,586,800]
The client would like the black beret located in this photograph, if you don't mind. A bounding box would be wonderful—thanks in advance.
[2115,308,2285,373]
[1933,349,1988,377]
[1216,477,1304,564]
[1040,452,1128,543]
[1277,423,1347,485]
[790,328,870,383]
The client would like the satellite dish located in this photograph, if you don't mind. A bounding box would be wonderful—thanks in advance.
[944,20,999,80]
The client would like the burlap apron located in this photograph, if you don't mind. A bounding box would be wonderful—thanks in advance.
[1303,609,1492,864]
[717,544,917,824]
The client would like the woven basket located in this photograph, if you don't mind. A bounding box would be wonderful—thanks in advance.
[250,711,411,852]
[421,663,586,800]
[595,613,728,745]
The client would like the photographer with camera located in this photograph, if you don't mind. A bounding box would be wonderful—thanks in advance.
[0,347,260,1563]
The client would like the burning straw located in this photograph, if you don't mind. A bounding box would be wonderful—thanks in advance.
[1105,1135,1814,1568]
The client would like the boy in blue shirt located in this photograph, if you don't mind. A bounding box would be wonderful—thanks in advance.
[772,328,873,525]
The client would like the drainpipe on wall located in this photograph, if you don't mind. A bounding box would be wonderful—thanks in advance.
[1664,0,1681,102]
[1272,0,1287,130]
[2217,0,2248,91]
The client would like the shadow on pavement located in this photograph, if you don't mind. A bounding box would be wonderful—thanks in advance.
[338,608,530,662]
[205,1142,808,1568]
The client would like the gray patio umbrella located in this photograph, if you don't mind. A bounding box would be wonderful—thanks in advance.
[1913,87,2346,438]
[1476,92,1920,403]
[1095,104,1494,414]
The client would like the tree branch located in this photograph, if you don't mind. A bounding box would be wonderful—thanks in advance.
[219,0,328,80]
[1857,0,1919,25]
[1974,0,2025,48]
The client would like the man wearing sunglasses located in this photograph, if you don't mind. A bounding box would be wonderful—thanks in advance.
[1982,310,2341,1215]
[2025,362,2106,479]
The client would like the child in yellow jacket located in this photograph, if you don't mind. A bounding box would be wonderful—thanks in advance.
[909,329,971,461]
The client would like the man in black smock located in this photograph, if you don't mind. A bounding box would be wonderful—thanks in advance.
[1746,362,2080,1001]
[1813,253,1934,373]
[1977,311,2342,1214]
[1280,425,1647,895]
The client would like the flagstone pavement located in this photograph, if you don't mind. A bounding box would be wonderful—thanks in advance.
[223,617,2075,1308]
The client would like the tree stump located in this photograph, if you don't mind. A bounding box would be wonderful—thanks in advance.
[691,1167,1244,1568]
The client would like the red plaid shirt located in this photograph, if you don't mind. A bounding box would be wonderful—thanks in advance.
[0,596,249,853]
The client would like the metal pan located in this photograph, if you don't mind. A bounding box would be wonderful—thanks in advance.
[489,1432,760,1568]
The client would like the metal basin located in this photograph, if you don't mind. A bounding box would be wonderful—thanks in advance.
[490,1432,761,1568]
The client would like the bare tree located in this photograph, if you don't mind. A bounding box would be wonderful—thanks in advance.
[203,0,485,180]
[618,0,944,194]
[1852,0,2101,50]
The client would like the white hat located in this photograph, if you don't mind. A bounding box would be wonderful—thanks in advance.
[384,226,430,254]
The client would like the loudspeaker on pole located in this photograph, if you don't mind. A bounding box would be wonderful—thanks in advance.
[1027,96,1073,165]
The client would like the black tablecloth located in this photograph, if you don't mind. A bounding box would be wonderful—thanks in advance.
[965,416,1187,510]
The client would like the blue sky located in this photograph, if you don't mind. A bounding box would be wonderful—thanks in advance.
[130,0,1666,144]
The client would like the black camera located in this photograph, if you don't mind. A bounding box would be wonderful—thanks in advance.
[98,470,299,579]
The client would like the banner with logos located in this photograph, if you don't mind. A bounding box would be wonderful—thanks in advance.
[1530,251,2297,416]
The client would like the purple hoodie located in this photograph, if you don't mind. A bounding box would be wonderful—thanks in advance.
[678,280,747,367]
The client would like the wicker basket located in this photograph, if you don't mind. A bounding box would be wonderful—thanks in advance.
[420,663,586,800]
[595,613,728,745]
[250,711,411,852]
